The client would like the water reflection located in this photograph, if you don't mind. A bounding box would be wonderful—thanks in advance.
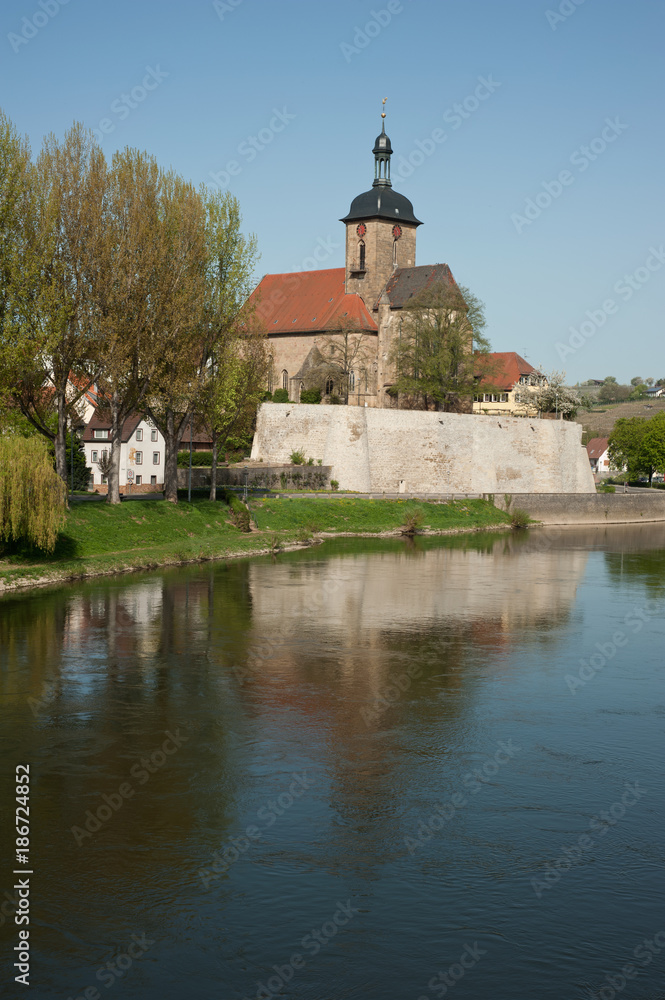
[0,527,663,1000]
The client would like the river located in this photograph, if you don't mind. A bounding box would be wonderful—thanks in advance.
[0,525,663,1000]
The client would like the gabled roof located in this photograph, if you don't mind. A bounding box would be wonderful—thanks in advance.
[586,437,609,459]
[82,409,142,444]
[381,264,457,309]
[251,268,377,335]
[475,352,538,391]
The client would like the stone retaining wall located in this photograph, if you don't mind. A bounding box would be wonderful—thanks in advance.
[176,465,333,490]
[251,404,595,494]
[492,492,665,524]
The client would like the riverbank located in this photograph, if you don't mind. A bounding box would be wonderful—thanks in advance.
[0,496,512,594]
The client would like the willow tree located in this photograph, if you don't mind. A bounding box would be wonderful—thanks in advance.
[0,120,106,483]
[146,188,259,502]
[388,283,490,412]
[0,436,66,552]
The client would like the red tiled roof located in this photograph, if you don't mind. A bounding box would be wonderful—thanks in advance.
[250,268,377,334]
[82,410,142,443]
[475,352,538,390]
[586,437,609,459]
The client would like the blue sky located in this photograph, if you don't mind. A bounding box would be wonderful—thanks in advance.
[2,0,663,383]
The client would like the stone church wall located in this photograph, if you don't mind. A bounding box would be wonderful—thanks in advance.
[251,403,596,494]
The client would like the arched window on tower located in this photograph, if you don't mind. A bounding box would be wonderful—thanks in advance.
[282,370,288,390]
[358,241,366,272]
[393,239,397,265]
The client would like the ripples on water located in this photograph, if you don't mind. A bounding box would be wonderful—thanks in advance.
[0,525,664,1000]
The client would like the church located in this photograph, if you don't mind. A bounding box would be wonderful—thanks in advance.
[250,112,459,408]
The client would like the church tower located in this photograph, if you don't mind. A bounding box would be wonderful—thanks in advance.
[341,107,423,308]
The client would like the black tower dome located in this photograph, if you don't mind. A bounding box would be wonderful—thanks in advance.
[341,114,423,227]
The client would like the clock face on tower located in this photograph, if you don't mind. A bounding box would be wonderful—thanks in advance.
[392,224,402,240]
[356,223,367,238]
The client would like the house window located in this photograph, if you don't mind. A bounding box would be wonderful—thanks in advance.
[282,370,288,390]
[150,475,157,485]
[91,450,98,463]
[153,452,160,465]
[101,475,107,484]
[135,475,142,485]
[325,378,334,395]
[135,451,142,464]
[501,393,508,402]
[358,241,365,271]
[93,429,108,439]
[136,428,143,441]
[151,429,158,442]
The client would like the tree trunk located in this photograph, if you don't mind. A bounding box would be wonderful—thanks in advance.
[163,408,180,504]
[209,432,218,502]
[106,392,122,505]
[54,392,68,484]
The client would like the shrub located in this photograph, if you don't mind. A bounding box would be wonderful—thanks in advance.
[330,479,339,491]
[307,457,314,465]
[260,390,273,402]
[510,508,531,529]
[596,482,616,493]
[177,451,214,467]
[300,388,321,404]
[290,449,306,465]
[401,510,423,536]
[220,488,251,532]
[0,436,67,552]
[330,394,341,405]
[272,388,289,403]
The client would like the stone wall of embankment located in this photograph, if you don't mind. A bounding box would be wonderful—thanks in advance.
[492,492,665,524]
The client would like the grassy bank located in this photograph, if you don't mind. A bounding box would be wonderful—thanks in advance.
[0,495,511,593]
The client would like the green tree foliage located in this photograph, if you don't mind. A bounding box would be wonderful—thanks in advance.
[388,283,491,411]
[300,388,321,404]
[598,382,631,404]
[609,413,665,484]
[0,436,66,552]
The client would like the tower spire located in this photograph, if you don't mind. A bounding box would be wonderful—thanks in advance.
[373,98,392,187]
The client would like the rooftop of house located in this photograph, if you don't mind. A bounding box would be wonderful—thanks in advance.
[475,352,539,391]
[586,437,610,459]
[251,268,377,335]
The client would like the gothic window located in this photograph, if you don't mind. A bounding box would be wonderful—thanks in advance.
[325,379,334,396]
[282,370,288,390]
[267,359,273,393]
[349,370,355,391]
[298,382,304,401]
[358,241,365,271]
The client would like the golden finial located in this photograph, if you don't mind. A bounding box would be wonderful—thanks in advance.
[381,97,387,119]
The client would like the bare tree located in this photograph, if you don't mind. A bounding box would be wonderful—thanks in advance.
[312,316,375,403]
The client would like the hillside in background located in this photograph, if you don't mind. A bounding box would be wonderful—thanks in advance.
[576,398,665,442]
